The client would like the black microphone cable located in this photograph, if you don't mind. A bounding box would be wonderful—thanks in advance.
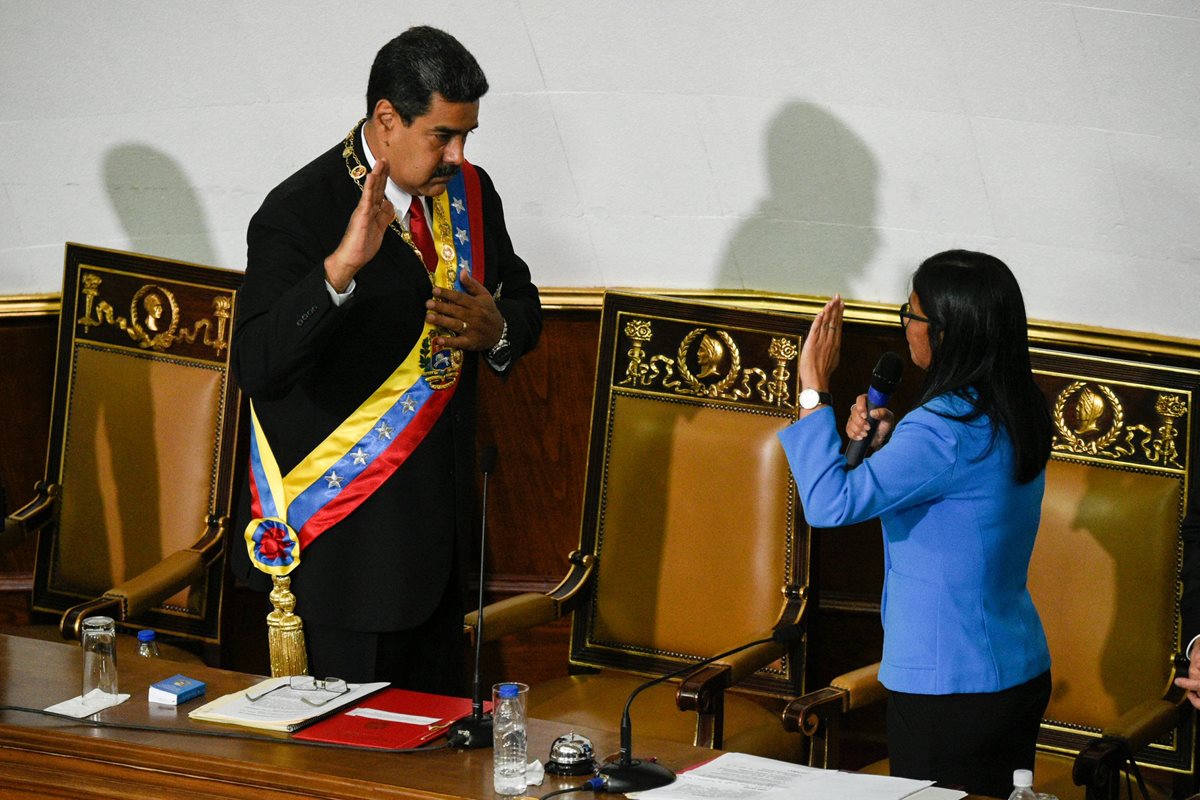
[540,777,605,799]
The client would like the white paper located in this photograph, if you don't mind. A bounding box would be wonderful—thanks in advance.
[188,678,388,730]
[345,707,440,725]
[627,752,936,800]
[44,690,131,718]
[908,789,967,800]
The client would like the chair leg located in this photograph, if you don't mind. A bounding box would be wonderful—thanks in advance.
[694,691,724,750]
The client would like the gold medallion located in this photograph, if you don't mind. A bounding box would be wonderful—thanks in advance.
[420,331,464,391]
[349,165,367,180]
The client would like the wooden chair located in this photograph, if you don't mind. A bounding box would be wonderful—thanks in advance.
[1,244,243,664]
[783,328,1199,799]
[469,292,812,760]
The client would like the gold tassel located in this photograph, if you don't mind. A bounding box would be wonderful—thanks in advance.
[267,575,308,677]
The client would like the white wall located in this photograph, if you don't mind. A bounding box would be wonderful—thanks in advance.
[3,1,1199,337]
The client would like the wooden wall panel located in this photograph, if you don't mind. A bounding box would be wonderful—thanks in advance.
[0,317,57,595]
[474,309,600,586]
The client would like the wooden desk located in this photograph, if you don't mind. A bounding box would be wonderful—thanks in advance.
[0,634,714,799]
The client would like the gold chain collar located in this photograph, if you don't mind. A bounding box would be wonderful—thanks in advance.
[342,120,433,283]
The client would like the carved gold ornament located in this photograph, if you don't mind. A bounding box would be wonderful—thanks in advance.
[1143,393,1187,469]
[1074,386,1105,434]
[617,317,798,408]
[77,273,232,354]
[765,337,799,408]
[620,319,653,387]
[696,334,725,378]
[674,328,742,397]
[1052,380,1186,469]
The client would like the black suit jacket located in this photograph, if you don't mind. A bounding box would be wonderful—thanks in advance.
[231,125,541,631]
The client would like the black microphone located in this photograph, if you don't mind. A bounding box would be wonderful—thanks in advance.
[594,624,804,793]
[843,352,903,469]
[447,445,499,749]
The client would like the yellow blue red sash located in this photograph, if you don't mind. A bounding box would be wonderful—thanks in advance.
[245,162,486,576]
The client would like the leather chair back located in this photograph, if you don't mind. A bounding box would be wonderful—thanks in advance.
[29,244,242,645]
[1029,355,1195,789]
[569,292,809,696]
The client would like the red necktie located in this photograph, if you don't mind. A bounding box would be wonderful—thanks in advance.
[407,197,437,272]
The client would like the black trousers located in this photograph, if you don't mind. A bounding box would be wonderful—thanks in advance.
[303,574,465,694]
[888,670,1051,799]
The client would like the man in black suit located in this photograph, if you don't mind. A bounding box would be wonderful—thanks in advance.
[231,26,541,692]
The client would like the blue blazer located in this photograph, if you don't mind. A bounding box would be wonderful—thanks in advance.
[778,393,1050,694]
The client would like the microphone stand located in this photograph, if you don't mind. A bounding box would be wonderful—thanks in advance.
[447,446,498,749]
[596,627,800,793]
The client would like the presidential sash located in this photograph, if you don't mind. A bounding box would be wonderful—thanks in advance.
[245,160,486,576]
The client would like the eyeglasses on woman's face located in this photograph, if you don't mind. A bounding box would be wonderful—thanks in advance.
[898,302,931,329]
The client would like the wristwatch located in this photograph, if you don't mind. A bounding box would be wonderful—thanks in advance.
[488,319,512,365]
[798,388,833,410]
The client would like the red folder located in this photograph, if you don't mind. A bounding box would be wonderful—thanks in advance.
[293,689,489,749]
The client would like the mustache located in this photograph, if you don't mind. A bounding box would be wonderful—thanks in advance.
[433,164,461,179]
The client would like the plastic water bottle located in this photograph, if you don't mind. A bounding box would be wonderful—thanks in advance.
[493,682,528,795]
[136,629,161,658]
[1007,769,1036,800]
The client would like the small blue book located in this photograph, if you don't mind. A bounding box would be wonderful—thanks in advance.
[148,674,206,705]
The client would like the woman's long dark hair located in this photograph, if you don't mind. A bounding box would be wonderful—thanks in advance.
[912,250,1052,484]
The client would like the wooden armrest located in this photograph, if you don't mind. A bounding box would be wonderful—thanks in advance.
[465,592,559,643]
[106,549,208,618]
[782,661,883,734]
[1,482,59,553]
[60,549,208,639]
[58,516,227,640]
[1072,673,1187,794]
[719,638,790,685]
[463,550,597,644]
[1102,697,1183,753]
[1072,696,1180,795]
[782,661,883,769]
[831,662,886,711]
[676,664,731,715]
[676,638,786,712]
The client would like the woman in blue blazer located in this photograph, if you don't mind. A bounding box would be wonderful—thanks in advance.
[779,250,1053,798]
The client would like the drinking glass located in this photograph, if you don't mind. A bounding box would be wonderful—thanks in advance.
[80,616,118,706]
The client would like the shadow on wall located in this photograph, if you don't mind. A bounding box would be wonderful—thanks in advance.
[87,144,216,617]
[717,101,879,295]
[103,144,218,268]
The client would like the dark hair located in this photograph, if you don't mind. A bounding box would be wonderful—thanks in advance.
[912,249,1052,484]
[366,26,489,123]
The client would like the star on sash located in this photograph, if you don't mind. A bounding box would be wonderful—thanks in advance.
[451,197,465,213]
[350,448,369,466]
[401,396,417,413]
[325,471,344,490]
[458,257,470,272]
[375,421,394,440]
[455,227,468,244]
